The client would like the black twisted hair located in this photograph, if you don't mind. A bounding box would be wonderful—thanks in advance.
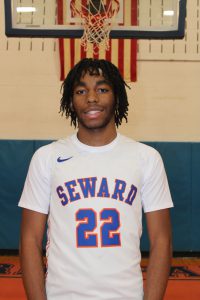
[60,58,130,128]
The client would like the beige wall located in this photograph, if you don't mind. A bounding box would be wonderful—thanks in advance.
[0,2,200,141]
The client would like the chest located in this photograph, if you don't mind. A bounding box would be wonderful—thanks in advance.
[52,152,142,206]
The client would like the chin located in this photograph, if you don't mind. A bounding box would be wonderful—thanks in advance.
[79,119,113,130]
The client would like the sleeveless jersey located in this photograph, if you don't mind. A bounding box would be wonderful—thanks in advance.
[19,133,173,300]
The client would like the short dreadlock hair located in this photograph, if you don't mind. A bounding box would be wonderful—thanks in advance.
[60,58,130,128]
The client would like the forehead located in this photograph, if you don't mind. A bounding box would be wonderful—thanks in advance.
[80,67,103,79]
[80,71,103,81]
[75,72,111,86]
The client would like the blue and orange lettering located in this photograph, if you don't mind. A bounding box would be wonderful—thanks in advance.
[65,180,80,202]
[56,186,69,206]
[77,177,97,198]
[125,184,137,205]
[97,177,110,198]
[111,179,126,201]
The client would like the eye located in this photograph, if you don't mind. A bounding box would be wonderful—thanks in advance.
[97,87,109,94]
[75,89,87,95]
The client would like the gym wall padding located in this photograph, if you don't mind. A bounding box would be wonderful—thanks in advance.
[0,140,200,252]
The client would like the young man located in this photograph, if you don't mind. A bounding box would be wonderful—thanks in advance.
[19,58,173,300]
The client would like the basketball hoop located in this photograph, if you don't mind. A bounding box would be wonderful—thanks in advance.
[70,0,120,53]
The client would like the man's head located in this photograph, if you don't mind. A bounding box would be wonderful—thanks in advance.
[60,58,130,128]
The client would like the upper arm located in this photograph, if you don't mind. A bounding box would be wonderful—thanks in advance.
[19,146,53,214]
[20,208,48,249]
[141,149,173,213]
[145,209,172,248]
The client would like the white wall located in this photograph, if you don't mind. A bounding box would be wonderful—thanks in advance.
[0,1,200,141]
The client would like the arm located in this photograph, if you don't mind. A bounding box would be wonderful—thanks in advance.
[144,208,172,300]
[20,208,48,300]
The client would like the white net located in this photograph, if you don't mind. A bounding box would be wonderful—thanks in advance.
[70,0,120,53]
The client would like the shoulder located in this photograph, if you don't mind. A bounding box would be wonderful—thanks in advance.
[30,137,72,173]
[31,142,54,169]
[118,134,161,162]
[117,135,165,180]
[33,137,72,160]
[33,142,54,159]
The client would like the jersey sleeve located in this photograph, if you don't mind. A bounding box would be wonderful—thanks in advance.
[18,144,53,214]
[141,149,173,213]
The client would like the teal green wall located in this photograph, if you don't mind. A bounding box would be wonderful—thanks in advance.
[0,140,200,252]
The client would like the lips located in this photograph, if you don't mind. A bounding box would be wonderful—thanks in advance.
[84,107,103,119]
[85,110,101,115]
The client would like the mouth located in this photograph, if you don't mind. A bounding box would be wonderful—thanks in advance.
[84,108,103,119]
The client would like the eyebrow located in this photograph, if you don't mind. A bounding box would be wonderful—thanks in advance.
[96,79,111,86]
[74,79,112,89]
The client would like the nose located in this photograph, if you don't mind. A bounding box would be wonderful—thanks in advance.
[87,91,98,103]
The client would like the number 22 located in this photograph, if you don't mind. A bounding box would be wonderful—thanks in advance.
[76,208,121,248]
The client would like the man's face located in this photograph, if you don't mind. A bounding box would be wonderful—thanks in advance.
[72,72,116,130]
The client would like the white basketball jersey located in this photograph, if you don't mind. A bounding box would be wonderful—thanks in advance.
[19,133,173,300]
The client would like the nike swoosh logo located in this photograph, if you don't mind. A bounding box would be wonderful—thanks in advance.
[57,156,73,163]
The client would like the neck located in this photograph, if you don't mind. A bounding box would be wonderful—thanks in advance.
[77,126,117,147]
